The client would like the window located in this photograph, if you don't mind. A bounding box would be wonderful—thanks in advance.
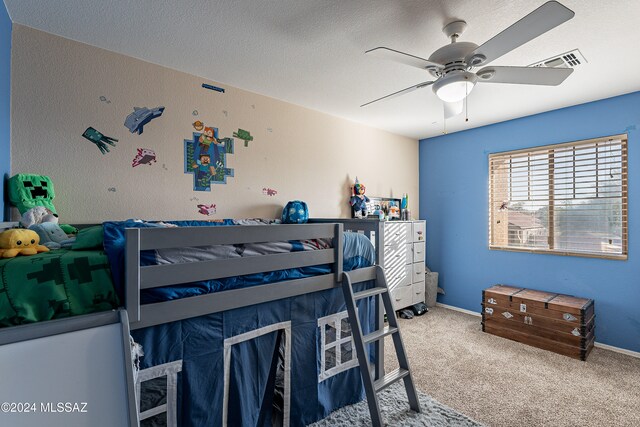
[136,360,183,427]
[489,135,627,259]
[318,311,358,381]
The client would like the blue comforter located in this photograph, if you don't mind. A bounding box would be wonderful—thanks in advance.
[103,220,375,304]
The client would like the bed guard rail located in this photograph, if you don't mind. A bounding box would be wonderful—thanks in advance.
[125,223,350,329]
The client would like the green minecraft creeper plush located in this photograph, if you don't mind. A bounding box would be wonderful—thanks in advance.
[8,174,57,215]
[8,174,77,234]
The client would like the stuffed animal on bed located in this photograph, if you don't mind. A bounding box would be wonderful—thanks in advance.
[29,223,76,250]
[20,206,59,228]
[0,229,50,258]
[281,200,309,224]
[8,174,77,234]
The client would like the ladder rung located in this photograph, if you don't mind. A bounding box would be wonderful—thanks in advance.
[374,368,409,393]
[363,326,398,345]
[353,287,387,301]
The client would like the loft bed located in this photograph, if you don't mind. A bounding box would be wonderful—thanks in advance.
[124,222,378,329]
[0,218,388,426]
[116,219,387,426]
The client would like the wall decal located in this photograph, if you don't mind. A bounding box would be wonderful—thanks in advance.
[267,128,273,133]
[193,120,204,131]
[192,110,199,116]
[202,83,225,93]
[262,188,278,196]
[99,95,111,104]
[184,124,234,191]
[82,127,118,154]
[233,129,254,147]
[222,110,228,117]
[251,104,255,109]
[189,196,200,202]
[197,204,217,216]
[107,187,116,192]
[162,164,168,170]
[132,148,157,167]
[124,106,165,135]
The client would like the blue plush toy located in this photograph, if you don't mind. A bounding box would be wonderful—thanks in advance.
[281,200,309,224]
[29,223,76,249]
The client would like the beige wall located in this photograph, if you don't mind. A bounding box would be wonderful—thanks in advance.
[10,26,418,223]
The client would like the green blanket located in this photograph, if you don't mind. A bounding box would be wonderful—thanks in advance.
[0,249,118,327]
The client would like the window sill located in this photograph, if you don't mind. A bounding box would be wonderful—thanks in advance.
[489,245,627,261]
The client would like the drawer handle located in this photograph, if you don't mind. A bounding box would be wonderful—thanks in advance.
[395,232,402,236]
[416,271,423,275]
[416,250,422,254]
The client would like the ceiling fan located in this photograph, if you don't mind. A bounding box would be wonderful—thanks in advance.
[361,1,576,118]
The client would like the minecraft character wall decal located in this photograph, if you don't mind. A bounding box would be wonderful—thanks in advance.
[132,148,157,167]
[184,123,234,191]
[233,129,254,147]
[82,127,118,154]
[124,106,165,135]
[199,127,215,152]
[197,204,217,216]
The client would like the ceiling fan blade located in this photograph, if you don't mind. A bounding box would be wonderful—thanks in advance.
[366,47,444,70]
[465,1,575,66]
[444,100,464,119]
[360,81,434,107]
[477,66,573,85]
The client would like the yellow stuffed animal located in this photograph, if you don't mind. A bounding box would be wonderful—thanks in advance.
[0,229,50,258]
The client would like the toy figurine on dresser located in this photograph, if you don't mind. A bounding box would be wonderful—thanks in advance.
[349,177,370,218]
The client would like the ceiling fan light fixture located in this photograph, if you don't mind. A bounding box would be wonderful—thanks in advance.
[433,72,477,102]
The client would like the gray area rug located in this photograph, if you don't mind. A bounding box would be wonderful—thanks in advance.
[308,382,483,426]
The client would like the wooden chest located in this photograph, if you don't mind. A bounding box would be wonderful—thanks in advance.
[481,285,595,361]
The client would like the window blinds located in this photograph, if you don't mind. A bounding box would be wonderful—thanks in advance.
[489,135,627,259]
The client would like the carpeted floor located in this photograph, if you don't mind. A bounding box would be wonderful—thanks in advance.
[308,382,482,427]
[384,306,640,427]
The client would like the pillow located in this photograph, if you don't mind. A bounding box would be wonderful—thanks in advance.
[71,225,104,250]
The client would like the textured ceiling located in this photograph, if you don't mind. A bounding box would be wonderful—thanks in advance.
[5,0,640,139]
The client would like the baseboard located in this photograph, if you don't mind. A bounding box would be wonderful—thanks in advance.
[435,302,481,317]
[436,302,640,359]
[593,342,640,359]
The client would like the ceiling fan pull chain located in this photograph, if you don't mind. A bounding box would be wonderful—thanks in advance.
[465,84,469,122]
[443,109,447,135]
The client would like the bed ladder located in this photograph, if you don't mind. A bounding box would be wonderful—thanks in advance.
[341,266,421,427]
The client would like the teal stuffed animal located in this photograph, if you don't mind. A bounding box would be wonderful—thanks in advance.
[29,223,76,250]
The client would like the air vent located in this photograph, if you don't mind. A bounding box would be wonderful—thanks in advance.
[528,49,587,69]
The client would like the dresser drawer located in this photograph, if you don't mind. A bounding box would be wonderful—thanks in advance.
[384,222,411,246]
[382,243,411,269]
[385,263,412,291]
[412,242,425,263]
[412,262,425,283]
[391,285,413,311]
[412,282,425,304]
[412,221,425,242]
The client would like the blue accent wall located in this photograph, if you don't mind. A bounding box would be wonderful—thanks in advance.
[0,2,11,219]
[419,92,640,352]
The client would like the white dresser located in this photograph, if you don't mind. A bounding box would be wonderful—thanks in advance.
[380,220,426,310]
[308,218,426,311]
